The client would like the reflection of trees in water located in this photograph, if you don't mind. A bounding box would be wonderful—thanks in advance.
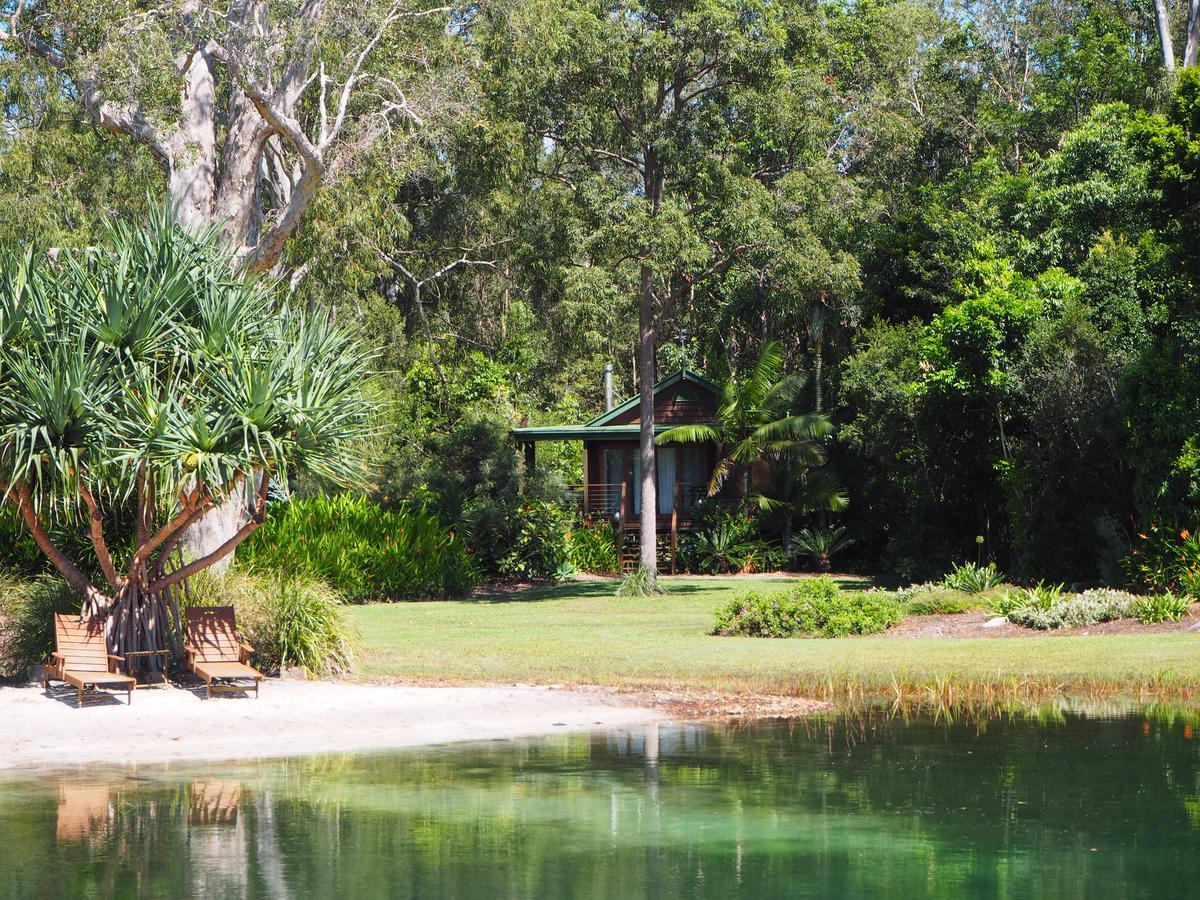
[6,713,1199,897]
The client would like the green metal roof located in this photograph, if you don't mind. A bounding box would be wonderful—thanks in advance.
[512,423,710,442]
[584,368,718,427]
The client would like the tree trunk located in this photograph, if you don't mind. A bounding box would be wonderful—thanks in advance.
[637,156,665,592]
[638,259,658,590]
[1156,0,1177,72]
[1187,0,1200,67]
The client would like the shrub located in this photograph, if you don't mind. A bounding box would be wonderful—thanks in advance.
[1126,526,1200,597]
[905,592,977,615]
[986,592,1026,617]
[1018,580,1066,610]
[567,519,619,575]
[187,573,358,676]
[712,578,902,638]
[460,496,573,582]
[1131,593,1192,624]
[0,577,80,678]
[679,509,783,575]
[1008,590,1136,630]
[941,561,1006,593]
[239,494,478,601]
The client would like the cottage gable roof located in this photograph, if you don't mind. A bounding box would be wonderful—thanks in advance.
[584,369,717,427]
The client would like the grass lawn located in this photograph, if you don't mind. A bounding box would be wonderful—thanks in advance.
[348,577,1200,700]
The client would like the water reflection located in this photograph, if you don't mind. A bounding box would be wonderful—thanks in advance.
[1,709,1198,898]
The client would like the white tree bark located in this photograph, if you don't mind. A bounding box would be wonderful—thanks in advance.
[1155,0,1177,72]
[1186,0,1200,67]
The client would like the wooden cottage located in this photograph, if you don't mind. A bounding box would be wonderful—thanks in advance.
[513,370,733,545]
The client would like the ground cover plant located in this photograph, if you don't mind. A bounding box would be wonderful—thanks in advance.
[239,494,477,601]
[712,577,903,638]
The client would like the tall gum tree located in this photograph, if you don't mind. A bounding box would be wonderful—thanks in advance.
[487,0,796,589]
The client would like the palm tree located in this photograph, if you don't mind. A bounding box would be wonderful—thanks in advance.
[656,341,833,505]
[790,526,855,572]
[0,212,374,670]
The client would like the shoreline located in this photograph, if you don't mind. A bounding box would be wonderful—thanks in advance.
[0,679,672,774]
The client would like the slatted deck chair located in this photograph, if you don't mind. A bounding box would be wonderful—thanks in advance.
[44,614,135,708]
[185,606,263,699]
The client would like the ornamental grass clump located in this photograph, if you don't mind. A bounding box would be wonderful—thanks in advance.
[712,577,902,638]
[1131,592,1191,624]
[0,576,79,678]
[187,572,358,677]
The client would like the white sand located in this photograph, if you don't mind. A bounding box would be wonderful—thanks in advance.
[0,679,666,772]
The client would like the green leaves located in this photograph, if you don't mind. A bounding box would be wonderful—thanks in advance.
[0,216,376,522]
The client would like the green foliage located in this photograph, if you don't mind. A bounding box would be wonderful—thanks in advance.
[1007,589,1137,630]
[679,509,784,575]
[986,592,1027,617]
[942,562,1006,594]
[482,498,573,582]
[789,526,855,572]
[1018,581,1067,611]
[0,576,80,678]
[712,578,902,638]
[904,592,978,616]
[187,573,358,676]
[239,495,478,601]
[566,519,619,575]
[1130,593,1191,625]
[616,566,659,598]
[1126,526,1200,597]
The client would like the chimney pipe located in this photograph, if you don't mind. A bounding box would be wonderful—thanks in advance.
[604,363,614,411]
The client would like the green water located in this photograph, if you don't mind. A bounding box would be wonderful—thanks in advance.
[2,711,1199,898]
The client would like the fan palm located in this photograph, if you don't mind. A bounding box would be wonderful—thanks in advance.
[0,212,375,668]
[656,341,833,504]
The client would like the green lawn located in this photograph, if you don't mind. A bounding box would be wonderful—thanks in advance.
[347,576,1200,698]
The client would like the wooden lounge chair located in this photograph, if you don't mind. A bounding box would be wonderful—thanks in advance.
[185,606,263,699]
[44,614,135,707]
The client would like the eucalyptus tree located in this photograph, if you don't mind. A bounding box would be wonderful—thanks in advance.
[0,0,467,273]
[485,0,800,589]
[0,216,374,666]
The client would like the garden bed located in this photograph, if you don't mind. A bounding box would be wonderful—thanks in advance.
[889,605,1200,638]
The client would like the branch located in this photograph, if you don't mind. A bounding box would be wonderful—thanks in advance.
[6,481,105,606]
[77,479,122,591]
[149,473,269,591]
[1,2,171,164]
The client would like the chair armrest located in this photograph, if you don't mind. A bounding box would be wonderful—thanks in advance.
[107,654,125,673]
[46,652,65,678]
[239,643,255,664]
[184,645,199,672]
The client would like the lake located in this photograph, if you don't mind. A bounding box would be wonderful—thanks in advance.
[2,709,1198,898]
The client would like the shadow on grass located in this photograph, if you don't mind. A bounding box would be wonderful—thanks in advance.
[461,574,869,604]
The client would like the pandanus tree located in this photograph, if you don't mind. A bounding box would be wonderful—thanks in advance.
[0,215,374,671]
[656,341,834,506]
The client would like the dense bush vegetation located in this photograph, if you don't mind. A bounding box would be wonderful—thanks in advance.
[239,495,478,601]
[567,519,619,576]
[0,577,80,678]
[1126,527,1200,598]
[712,578,903,638]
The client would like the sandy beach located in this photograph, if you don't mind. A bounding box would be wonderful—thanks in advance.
[0,679,667,772]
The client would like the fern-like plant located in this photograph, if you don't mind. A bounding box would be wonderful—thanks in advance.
[790,526,855,573]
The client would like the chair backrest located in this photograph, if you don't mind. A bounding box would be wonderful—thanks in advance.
[54,614,112,674]
[186,606,242,663]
